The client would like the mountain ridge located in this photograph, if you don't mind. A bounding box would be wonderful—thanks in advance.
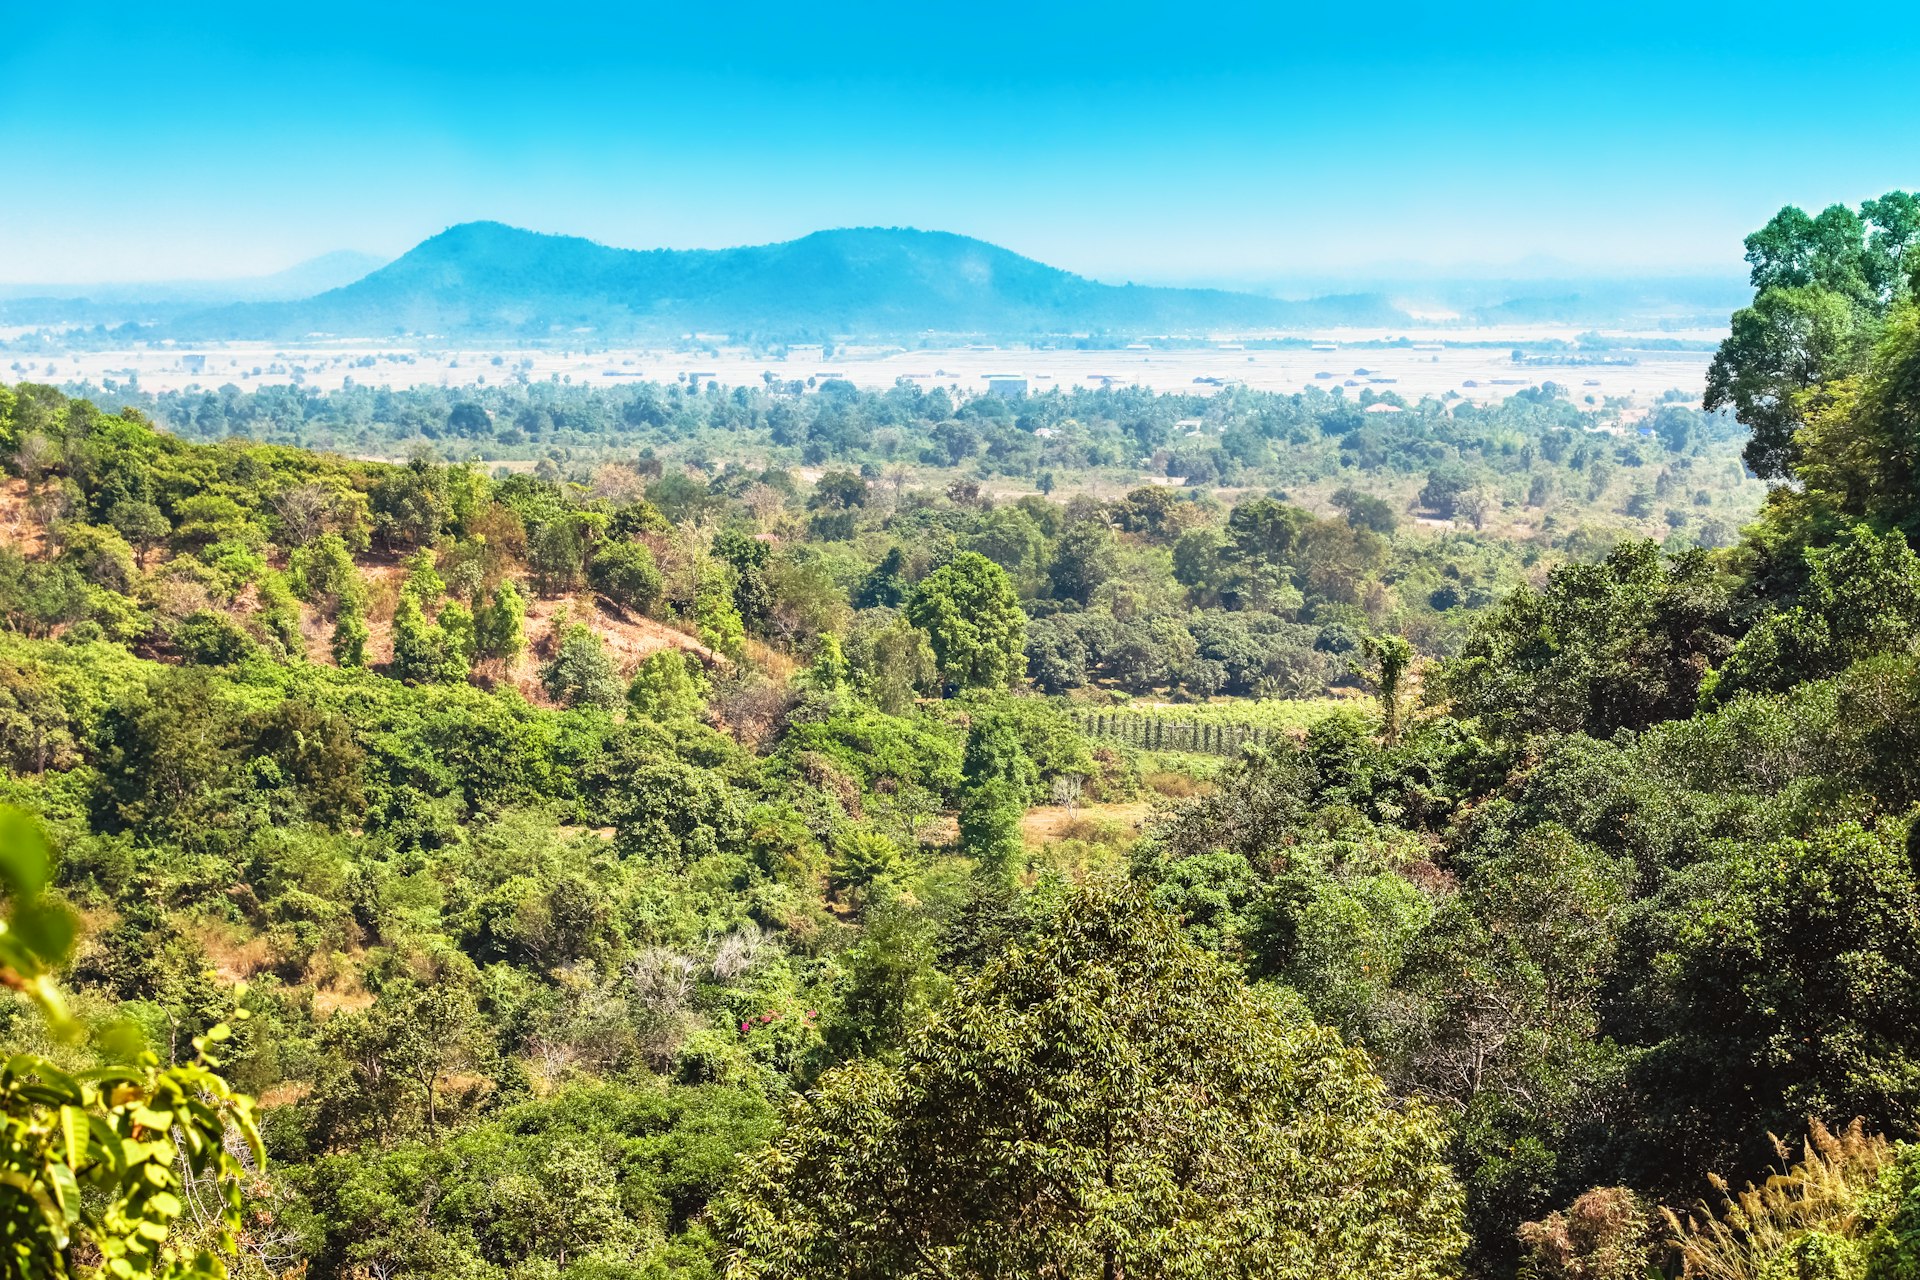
[176,221,1406,340]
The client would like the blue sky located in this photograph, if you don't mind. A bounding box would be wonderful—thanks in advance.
[2,0,1916,284]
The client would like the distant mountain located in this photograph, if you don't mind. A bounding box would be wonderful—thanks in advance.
[174,223,1406,341]
[0,251,391,328]
[1459,276,1749,327]
[237,250,392,301]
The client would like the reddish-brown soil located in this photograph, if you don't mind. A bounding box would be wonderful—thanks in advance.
[0,477,48,558]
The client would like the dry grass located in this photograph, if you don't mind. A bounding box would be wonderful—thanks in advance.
[195,926,274,985]
[508,592,721,704]
[1142,770,1209,799]
[744,637,799,683]
[255,1082,313,1108]
[296,556,724,703]
[310,986,376,1017]
[1020,801,1151,847]
[1664,1119,1891,1280]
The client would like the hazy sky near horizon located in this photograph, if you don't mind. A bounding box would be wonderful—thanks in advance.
[3,0,1916,286]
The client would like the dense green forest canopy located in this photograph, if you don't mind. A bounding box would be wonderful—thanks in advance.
[1,190,1919,1280]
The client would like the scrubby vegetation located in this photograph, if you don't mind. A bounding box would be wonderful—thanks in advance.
[4,191,1920,1279]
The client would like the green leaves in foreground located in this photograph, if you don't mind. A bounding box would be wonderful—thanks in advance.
[0,806,75,1031]
[0,806,263,1280]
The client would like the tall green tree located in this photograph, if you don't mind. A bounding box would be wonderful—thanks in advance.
[956,709,1037,883]
[473,579,527,663]
[540,622,625,710]
[626,648,707,722]
[854,547,910,609]
[1706,195,1918,479]
[1713,524,1920,700]
[694,570,746,660]
[437,598,477,672]
[1362,633,1414,744]
[715,881,1465,1280]
[714,527,774,633]
[390,594,466,685]
[905,552,1026,692]
[1441,541,1731,740]
[91,672,236,840]
[1047,515,1117,606]
[1785,302,1920,535]
[588,538,664,614]
[331,596,369,668]
[1627,822,1920,1182]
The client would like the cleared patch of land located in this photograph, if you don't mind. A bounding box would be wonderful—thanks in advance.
[1021,801,1155,847]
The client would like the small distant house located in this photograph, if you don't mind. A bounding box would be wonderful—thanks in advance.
[986,376,1028,399]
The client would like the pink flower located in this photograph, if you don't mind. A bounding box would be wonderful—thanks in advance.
[740,1021,750,1033]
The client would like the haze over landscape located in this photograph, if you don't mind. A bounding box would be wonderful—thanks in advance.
[6,6,1920,1280]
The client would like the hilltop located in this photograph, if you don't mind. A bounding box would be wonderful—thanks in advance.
[174,222,1404,340]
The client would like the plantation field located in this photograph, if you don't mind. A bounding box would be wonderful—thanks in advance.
[1073,696,1362,753]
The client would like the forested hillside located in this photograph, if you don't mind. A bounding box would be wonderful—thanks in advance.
[3,192,1920,1280]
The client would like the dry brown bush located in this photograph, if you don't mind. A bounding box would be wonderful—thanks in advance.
[1518,1186,1654,1280]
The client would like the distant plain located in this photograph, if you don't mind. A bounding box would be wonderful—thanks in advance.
[16,326,1719,414]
